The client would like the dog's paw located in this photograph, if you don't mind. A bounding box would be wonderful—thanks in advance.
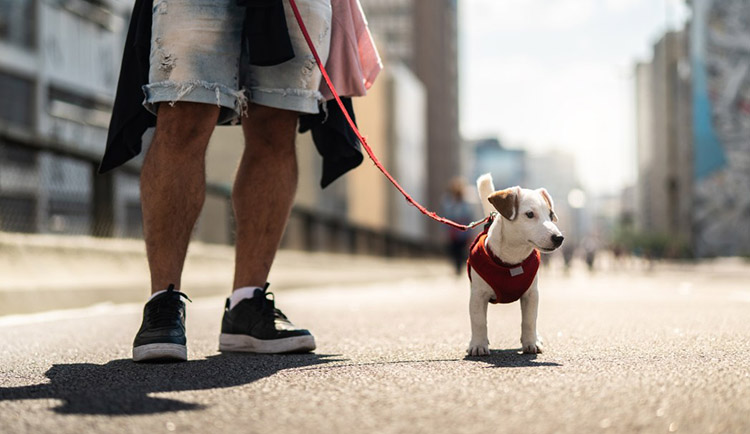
[521,341,544,354]
[467,341,490,356]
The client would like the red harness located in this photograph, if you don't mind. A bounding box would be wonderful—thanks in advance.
[467,229,540,304]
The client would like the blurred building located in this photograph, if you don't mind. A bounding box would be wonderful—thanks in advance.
[352,62,428,250]
[690,0,750,257]
[635,0,750,257]
[361,0,461,224]
[470,138,525,190]
[634,31,693,244]
[634,61,654,232]
[0,0,137,237]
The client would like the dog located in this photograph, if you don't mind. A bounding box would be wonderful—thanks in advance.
[466,174,564,356]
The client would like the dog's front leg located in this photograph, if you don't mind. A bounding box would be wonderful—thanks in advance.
[467,280,491,356]
[520,278,543,354]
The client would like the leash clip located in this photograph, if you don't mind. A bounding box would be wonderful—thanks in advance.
[484,212,497,232]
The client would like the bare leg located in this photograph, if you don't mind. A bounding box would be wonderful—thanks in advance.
[140,102,220,294]
[232,103,299,289]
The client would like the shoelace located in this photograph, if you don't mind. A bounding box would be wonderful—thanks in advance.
[147,284,192,327]
[255,290,290,323]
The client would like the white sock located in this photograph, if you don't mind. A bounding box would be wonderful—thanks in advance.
[230,286,261,309]
[148,288,182,302]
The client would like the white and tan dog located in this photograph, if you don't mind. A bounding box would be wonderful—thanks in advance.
[467,174,564,356]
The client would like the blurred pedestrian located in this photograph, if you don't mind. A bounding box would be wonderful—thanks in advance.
[583,237,598,272]
[100,0,381,362]
[442,178,476,276]
[562,242,575,273]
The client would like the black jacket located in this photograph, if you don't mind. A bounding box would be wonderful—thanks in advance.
[100,0,362,188]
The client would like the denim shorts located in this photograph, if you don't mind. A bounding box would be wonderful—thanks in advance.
[143,0,332,123]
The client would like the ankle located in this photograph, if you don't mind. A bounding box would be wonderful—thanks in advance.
[229,285,267,309]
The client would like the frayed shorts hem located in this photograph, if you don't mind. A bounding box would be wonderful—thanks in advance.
[142,81,323,122]
[142,80,247,124]
[248,87,323,115]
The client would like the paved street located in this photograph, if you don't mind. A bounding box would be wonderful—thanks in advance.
[1,260,749,434]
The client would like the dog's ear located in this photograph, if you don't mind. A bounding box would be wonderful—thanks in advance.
[487,187,520,220]
[537,188,558,222]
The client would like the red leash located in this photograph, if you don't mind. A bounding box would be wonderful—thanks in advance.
[288,0,487,231]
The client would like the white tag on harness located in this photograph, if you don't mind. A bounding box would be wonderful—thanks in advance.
[510,266,524,277]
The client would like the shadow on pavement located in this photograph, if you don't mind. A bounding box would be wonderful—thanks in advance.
[464,349,562,368]
[293,349,561,371]
[0,352,342,415]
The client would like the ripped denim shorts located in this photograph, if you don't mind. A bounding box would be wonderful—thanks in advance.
[143,0,332,123]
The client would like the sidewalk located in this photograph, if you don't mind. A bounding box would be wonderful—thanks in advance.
[0,232,453,316]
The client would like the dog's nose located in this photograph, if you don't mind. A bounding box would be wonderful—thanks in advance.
[551,235,564,247]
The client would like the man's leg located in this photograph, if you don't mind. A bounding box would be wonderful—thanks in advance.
[232,103,298,288]
[218,103,315,354]
[140,102,220,293]
[132,102,219,362]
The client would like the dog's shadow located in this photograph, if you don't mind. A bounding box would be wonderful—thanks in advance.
[0,353,342,415]
[464,349,562,368]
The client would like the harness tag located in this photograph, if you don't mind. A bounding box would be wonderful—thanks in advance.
[509,266,524,277]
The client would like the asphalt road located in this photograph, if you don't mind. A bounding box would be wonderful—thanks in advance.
[1,261,749,434]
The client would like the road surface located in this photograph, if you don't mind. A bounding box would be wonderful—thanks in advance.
[1,261,749,433]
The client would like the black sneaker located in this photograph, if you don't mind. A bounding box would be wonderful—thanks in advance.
[132,284,191,362]
[219,283,316,353]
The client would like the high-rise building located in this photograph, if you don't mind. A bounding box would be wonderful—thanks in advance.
[470,138,525,191]
[413,1,460,213]
[690,0,750,257]
[635,0,750,257]
[361,0,461,226]
[634,31,693,248]
[360,0,414,66]
[634,62,654,232]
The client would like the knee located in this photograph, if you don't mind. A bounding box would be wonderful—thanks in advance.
[242,104,298,156]
[153,102,220,154]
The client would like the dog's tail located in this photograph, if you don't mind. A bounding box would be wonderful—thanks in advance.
[476,173,495,216]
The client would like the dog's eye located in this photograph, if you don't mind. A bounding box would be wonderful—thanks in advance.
[525,211,535,219]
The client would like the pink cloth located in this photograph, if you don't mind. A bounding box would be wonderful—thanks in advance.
[321,0,382,99]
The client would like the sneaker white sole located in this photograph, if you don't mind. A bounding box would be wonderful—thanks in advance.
[219,333,316,354]
[132,343,187,362]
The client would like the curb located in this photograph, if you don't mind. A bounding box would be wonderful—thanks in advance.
[0,232,453,316]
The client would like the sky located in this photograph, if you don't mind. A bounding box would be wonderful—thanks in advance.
[459,0,690,195]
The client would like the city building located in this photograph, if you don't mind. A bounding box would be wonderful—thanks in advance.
[690,0,750,257]
[634,30,693,251]
[634,61,654,232]
[635,0,750,257]
[470,138,525,190]
[0,0,138,237]
[361,0,461,224]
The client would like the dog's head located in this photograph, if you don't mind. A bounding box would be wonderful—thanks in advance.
[487,186,564,253]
